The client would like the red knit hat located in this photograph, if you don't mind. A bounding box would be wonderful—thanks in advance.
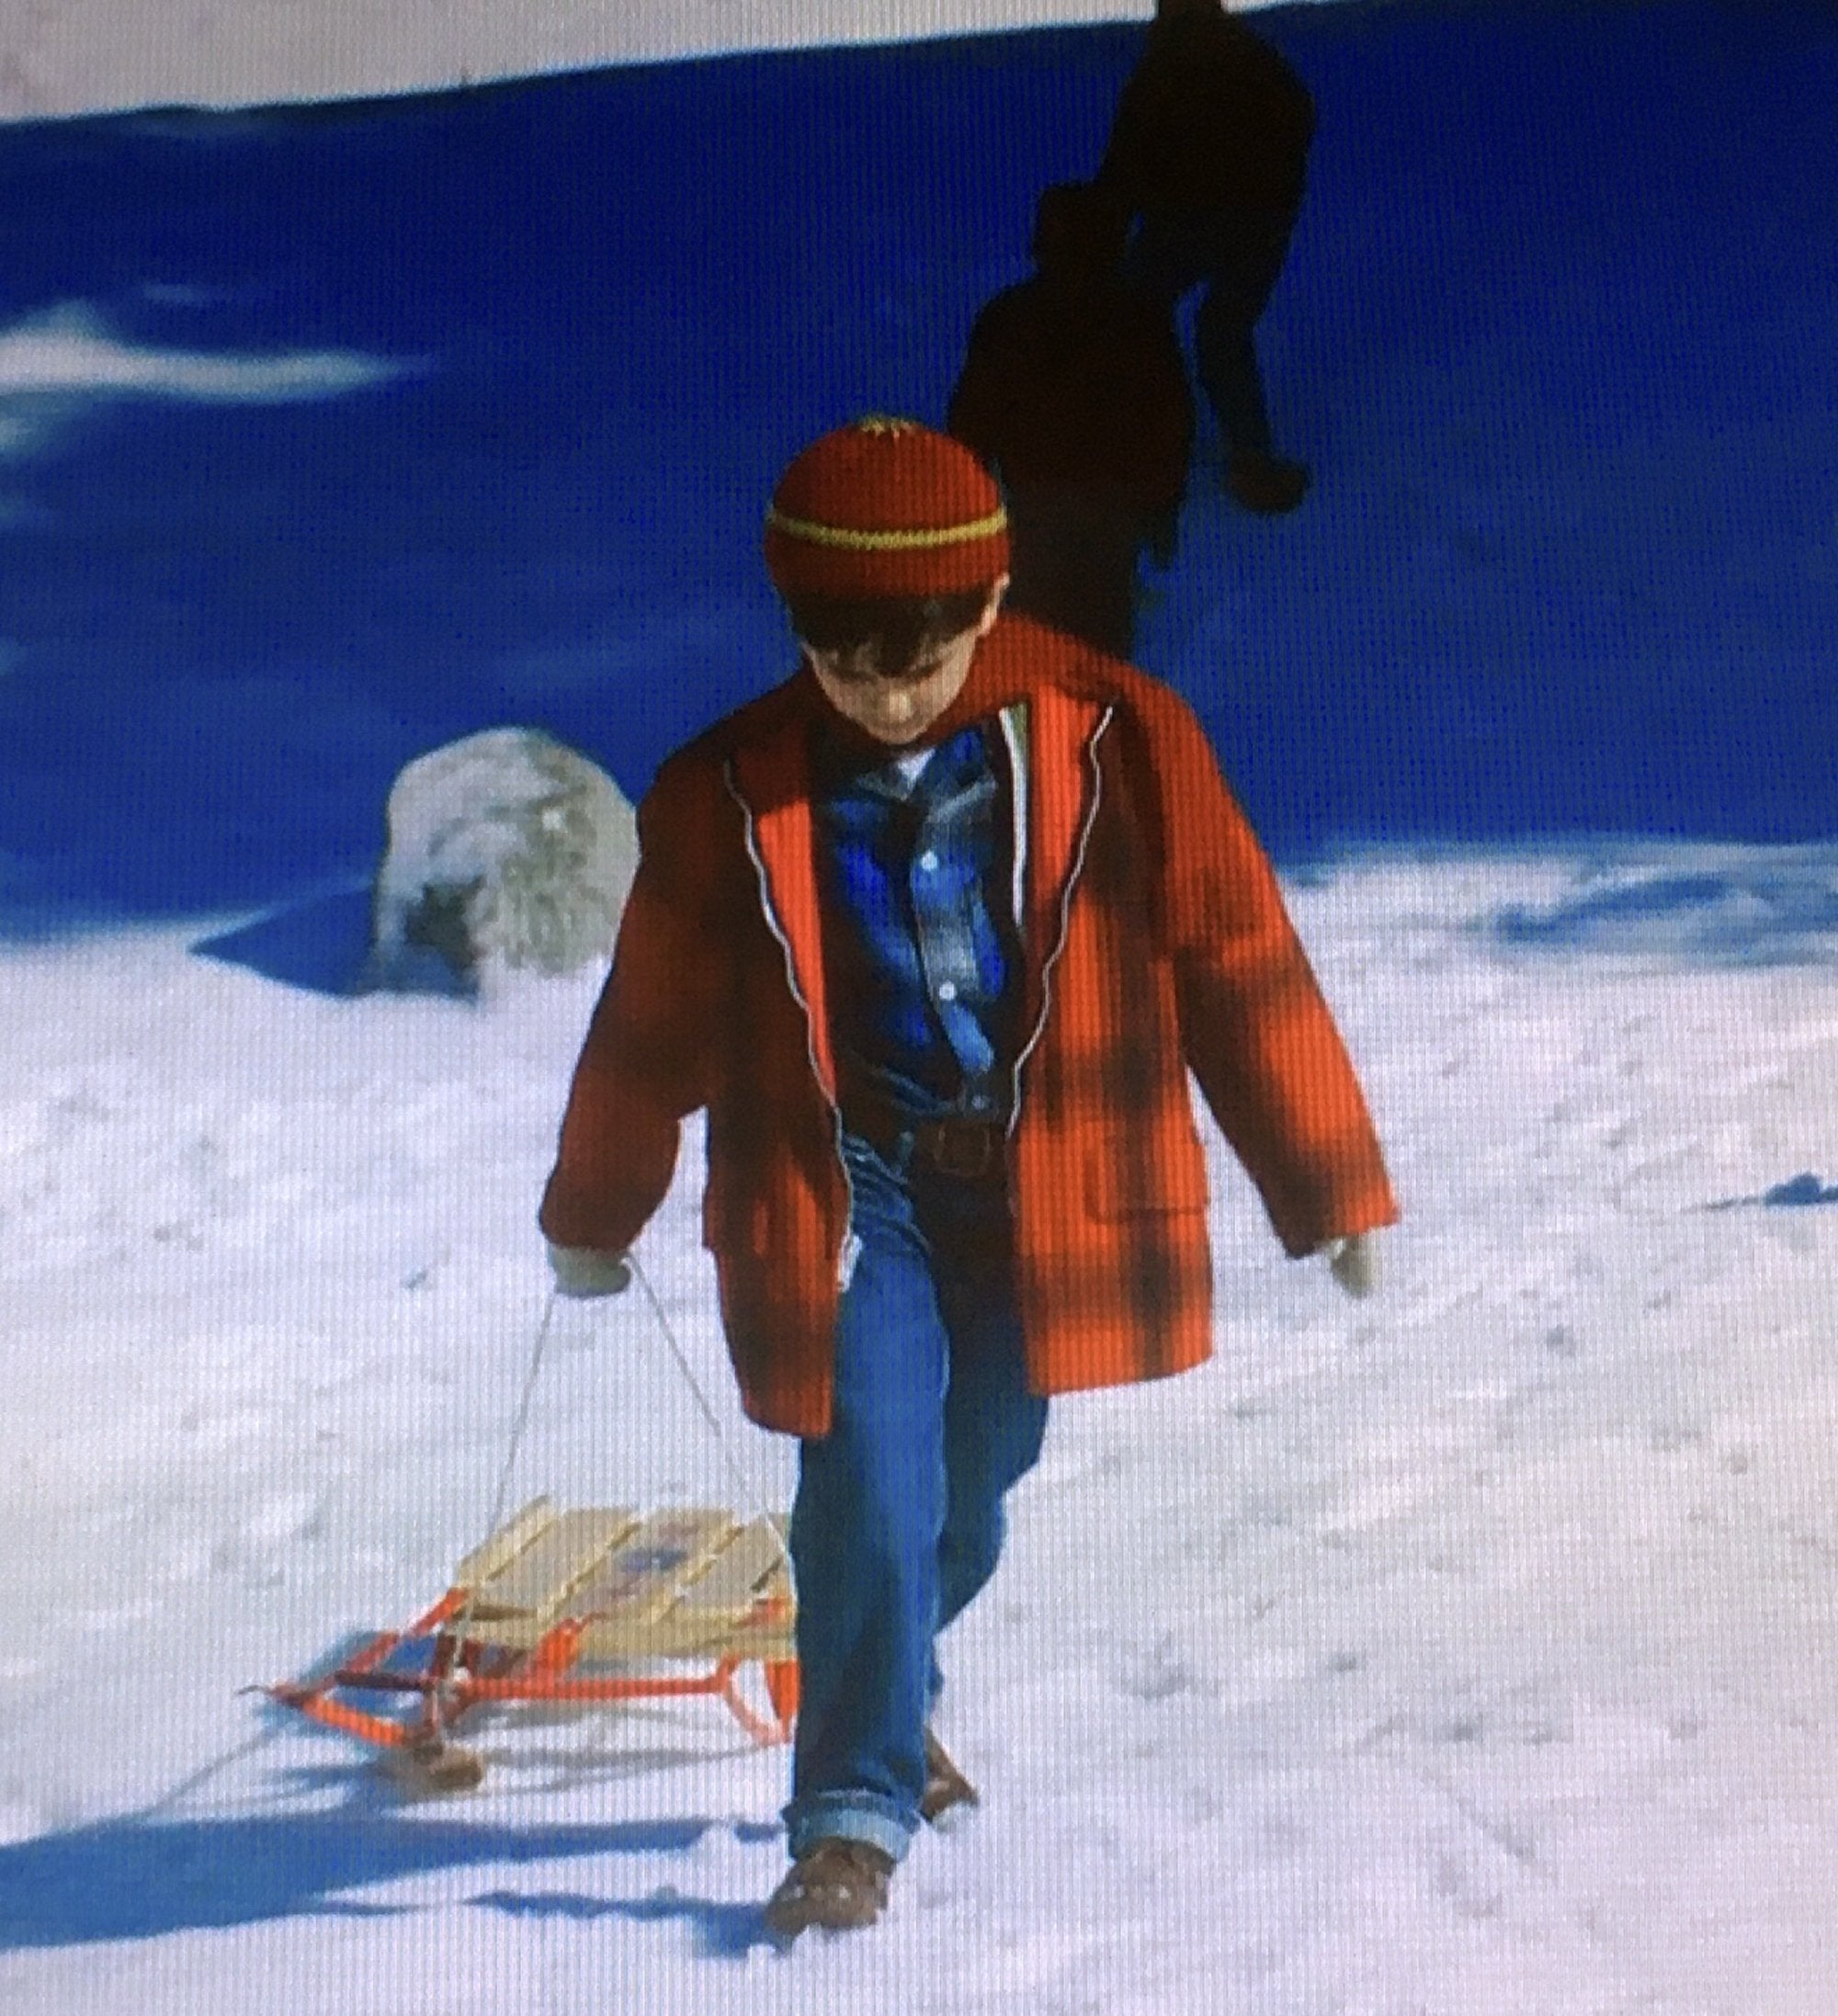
[764,416,1009,598]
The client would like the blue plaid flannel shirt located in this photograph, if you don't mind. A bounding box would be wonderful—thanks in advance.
[815,721,1023,1121]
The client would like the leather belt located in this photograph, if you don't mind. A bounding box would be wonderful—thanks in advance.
[841,1089,1008,1181]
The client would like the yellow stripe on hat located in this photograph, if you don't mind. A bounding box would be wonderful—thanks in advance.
[765,504,1009,552]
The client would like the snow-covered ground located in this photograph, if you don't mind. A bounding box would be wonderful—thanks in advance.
[4,844,1836,2012]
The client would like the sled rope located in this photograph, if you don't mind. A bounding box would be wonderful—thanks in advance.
[261,1265,802,1783]
[628,1252,791,1581]
[482,1285,561,1546]
[452,1261,789,1656]
[214,1293,570,1797]
[442,1285,562,1663]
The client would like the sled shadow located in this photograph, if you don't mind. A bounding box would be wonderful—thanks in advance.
[0,1804,763,1951]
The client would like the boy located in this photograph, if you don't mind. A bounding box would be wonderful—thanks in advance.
[539,416,1396,1939]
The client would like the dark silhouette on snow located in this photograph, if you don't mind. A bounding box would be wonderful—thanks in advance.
[1096,0,1315,514]
[948,181,1194,655]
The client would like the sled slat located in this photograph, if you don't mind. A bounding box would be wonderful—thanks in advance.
[573,1605,796,1661]
[471,1508,639,1623]
[662,1516,789,1625]
[565,1508,736,1626]
[559,1513,789,1659]
[450,1496,557,1591]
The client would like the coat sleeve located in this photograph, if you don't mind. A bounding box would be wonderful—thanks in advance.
[1144,688,1398,1256]
[538,757,726,1256]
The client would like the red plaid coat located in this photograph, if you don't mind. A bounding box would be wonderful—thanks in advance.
[540,614,1397,1437]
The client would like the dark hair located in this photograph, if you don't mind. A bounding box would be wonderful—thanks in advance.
[784,585,995,673]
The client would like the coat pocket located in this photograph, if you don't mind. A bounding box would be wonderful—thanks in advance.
[1084,1112,1209,1219]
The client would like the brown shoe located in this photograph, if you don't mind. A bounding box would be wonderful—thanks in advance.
[763,1839,895,1941]
[920,1726,980,1824]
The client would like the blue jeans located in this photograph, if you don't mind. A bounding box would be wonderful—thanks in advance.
[781,1131,1049,1863]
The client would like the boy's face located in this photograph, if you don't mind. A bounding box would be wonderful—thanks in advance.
[802,577,1007,748]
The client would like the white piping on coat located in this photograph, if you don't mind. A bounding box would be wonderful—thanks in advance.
[720,759,861,1293]
[997,701,1029,932]
[1006,701,1115,1137]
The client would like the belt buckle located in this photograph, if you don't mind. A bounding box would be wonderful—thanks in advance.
[930,1116,996,1180]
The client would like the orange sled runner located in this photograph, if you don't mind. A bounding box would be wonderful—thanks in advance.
[270,1497,799,1785]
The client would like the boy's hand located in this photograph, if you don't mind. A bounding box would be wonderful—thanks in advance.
[1326,1233,1378,1300]
[547,1243,633,1299]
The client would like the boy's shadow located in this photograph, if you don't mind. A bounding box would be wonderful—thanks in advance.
[0,1727,783,1956]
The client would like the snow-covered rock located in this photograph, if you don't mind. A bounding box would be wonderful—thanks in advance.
[362,728,636,993]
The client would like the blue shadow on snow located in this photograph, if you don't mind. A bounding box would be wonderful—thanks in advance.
[190,885,378,997]
[472,1885,773,1956]
[0,1808,778,1954]
[1706,1171,1838,1212]
[1493,866,1838,967]
[190,883,476,998]
[1762,1172,1838,1207]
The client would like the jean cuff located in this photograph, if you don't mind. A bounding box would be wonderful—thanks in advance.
[783,1790,916,1864]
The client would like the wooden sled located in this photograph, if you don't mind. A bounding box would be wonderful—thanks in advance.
[269,1498,798,1782]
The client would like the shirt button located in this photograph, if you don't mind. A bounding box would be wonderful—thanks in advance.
[918,850,939,873]
[937,980,958,1002]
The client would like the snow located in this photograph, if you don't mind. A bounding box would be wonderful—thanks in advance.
[4,846,1838,2010]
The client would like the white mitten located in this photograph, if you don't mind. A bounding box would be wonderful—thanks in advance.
[547,1242,633,1299]
[1327,1232,1378,1300]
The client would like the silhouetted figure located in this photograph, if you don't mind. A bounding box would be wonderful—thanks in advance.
[948,182,1194,656]
[1097,0,1315,514]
